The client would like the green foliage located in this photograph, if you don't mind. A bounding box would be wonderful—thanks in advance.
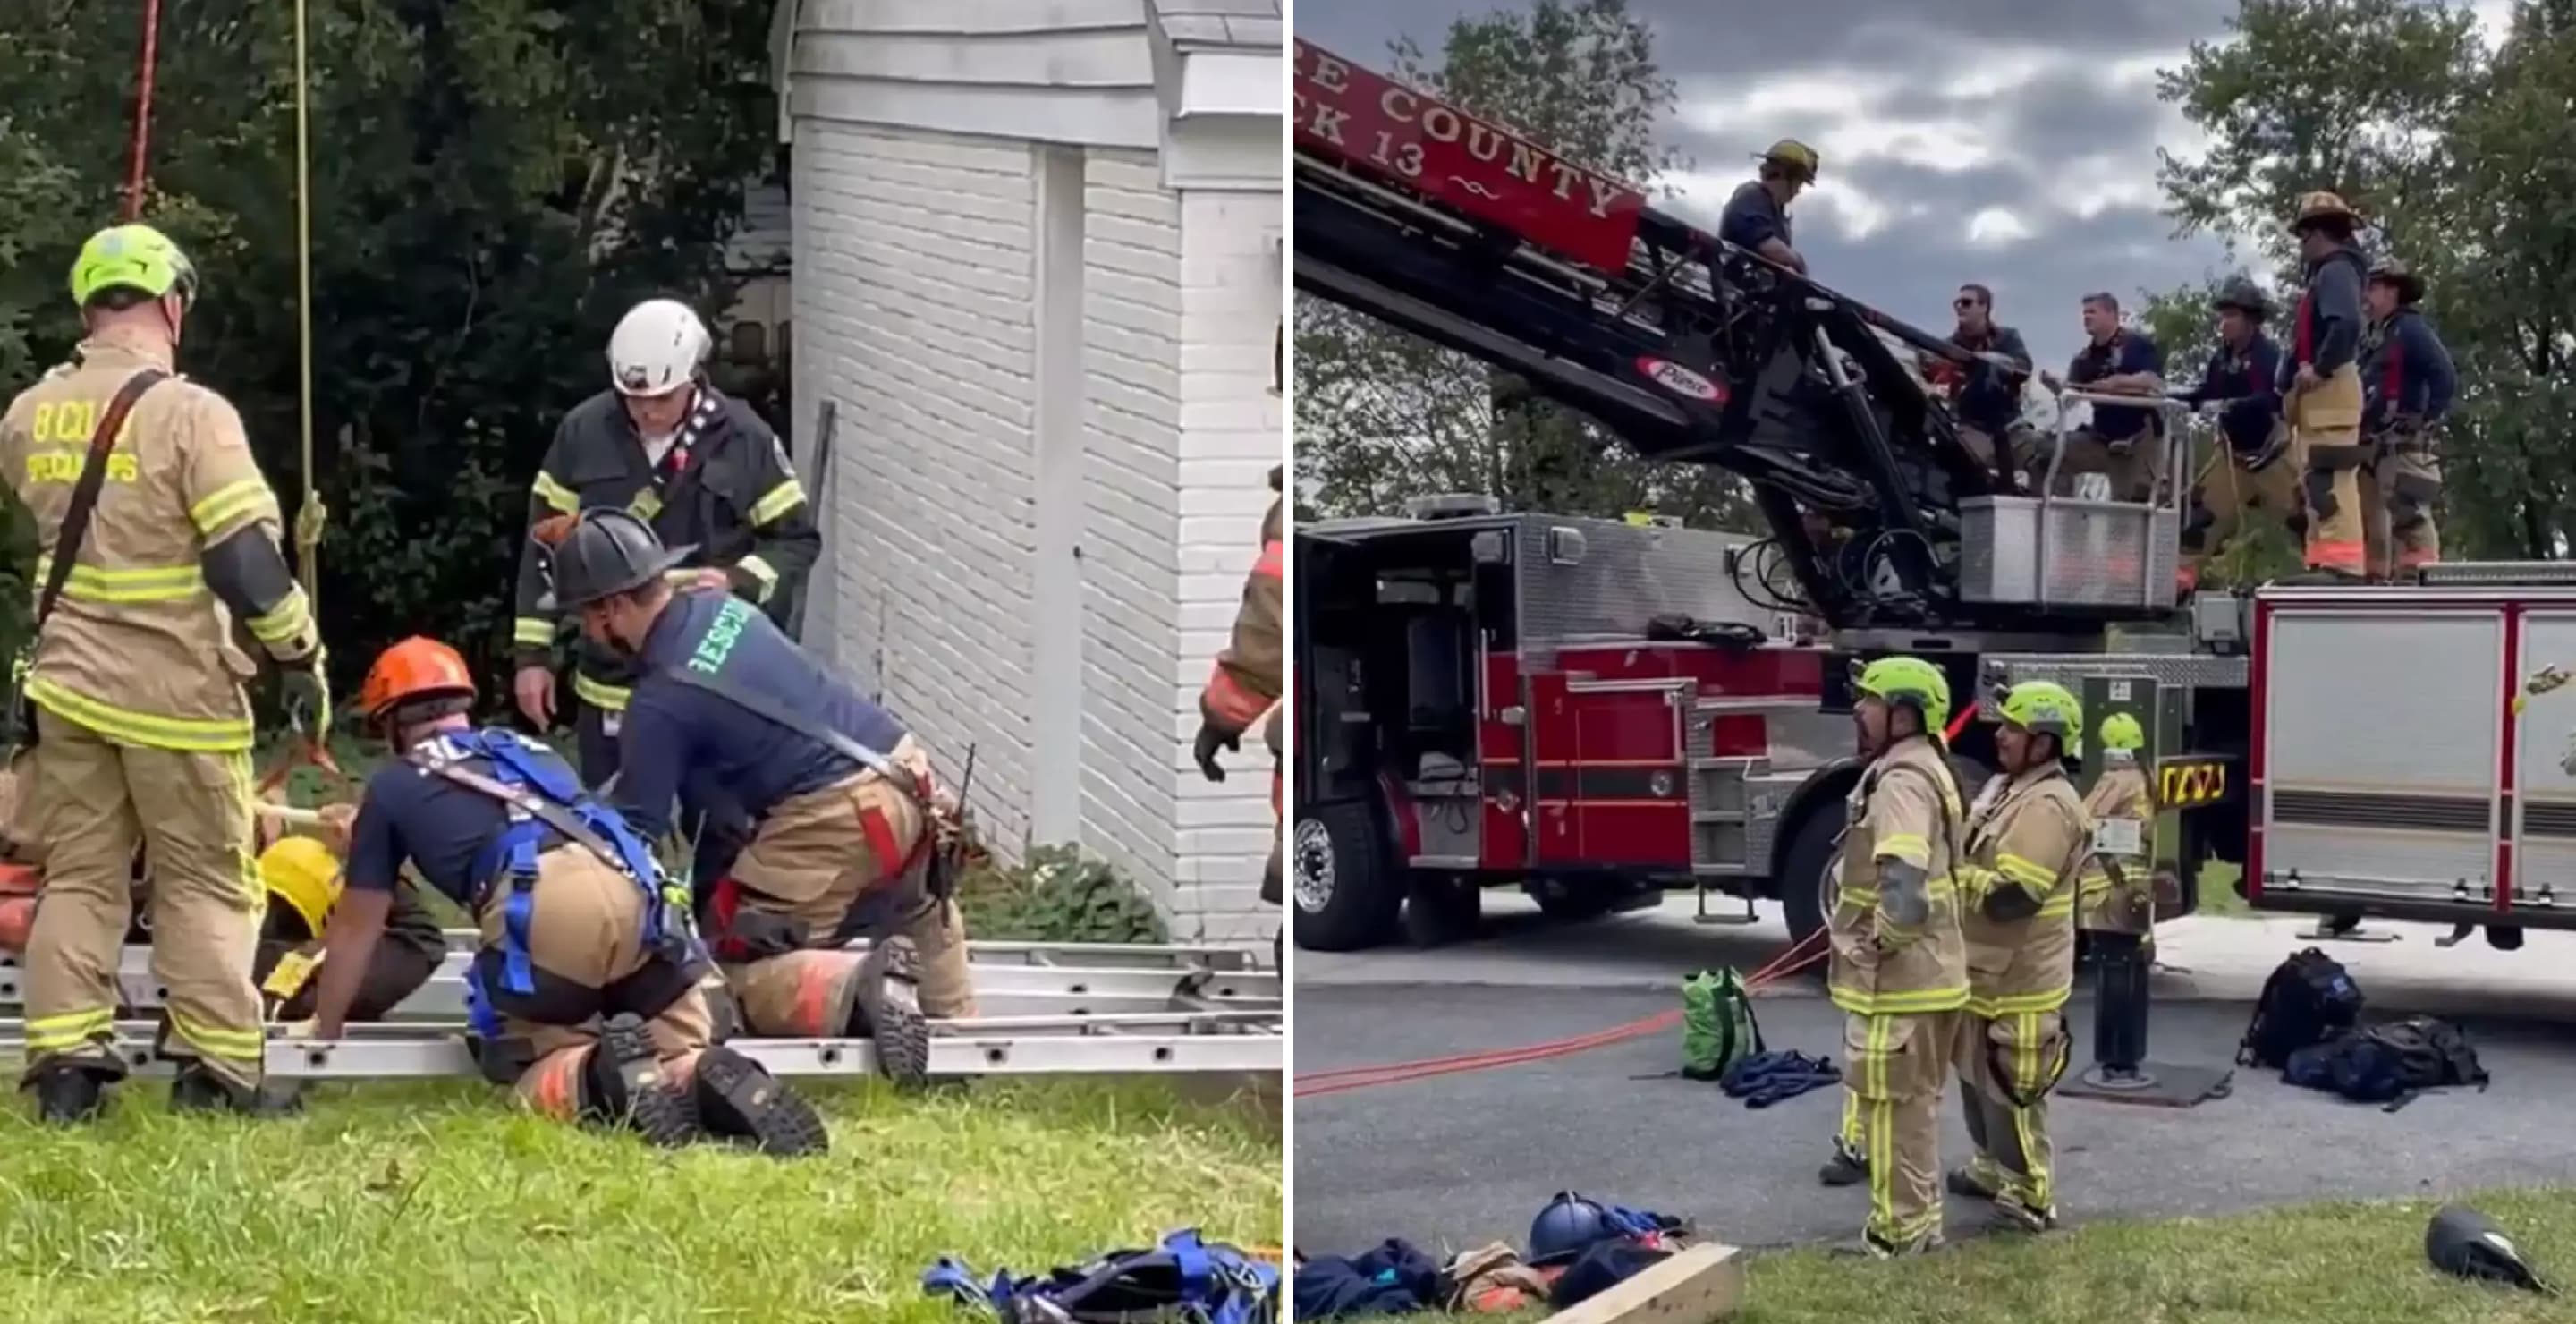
[0,1,776,698]
[956,844,1172,946]
[2150,0,2576,562]
[1294,0,1758,532]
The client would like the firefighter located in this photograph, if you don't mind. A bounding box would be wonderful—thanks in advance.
[1821,655,1970,1259]
[1945,283,2035,479]
[511,298,819,789]
[2077,711,2157,1082]
[2039,293,2165,501]
[1720,140,1817,275]
[1195,465,1284,962]
[542,509,974,1086]
[306,637,829,1155]
[249,833,446,1024]
[2277,191,2371,581]
[1946,681,2090,1234]
[2175,279,2291,593]
[4,224,328,1122]
[2357,259,2456,581]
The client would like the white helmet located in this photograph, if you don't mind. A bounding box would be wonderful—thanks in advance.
[606,298,711,398]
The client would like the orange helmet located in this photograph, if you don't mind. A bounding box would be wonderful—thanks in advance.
[360,637,477,719]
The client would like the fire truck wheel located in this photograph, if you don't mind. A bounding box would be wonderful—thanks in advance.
[1776,806,1839,966]
[1290,802,1401,952]
[1528,878,1616,923]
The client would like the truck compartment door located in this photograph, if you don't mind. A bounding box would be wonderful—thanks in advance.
[2511,610,2576,912]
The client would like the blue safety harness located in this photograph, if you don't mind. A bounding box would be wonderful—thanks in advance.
[411,728,682,1040]
[922,1228,1278,1324]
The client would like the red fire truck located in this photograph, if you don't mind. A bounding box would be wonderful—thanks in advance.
[1291,41,2576,958]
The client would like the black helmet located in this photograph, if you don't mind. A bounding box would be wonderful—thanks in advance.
[538,508,695,610]
[2427,1204,2555,1294]
[2214,278,2270,320]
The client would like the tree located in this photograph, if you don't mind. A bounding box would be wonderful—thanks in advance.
[0,1,775,698]
[1294,0,1755,530]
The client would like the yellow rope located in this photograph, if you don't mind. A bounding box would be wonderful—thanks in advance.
[290,0,325,608]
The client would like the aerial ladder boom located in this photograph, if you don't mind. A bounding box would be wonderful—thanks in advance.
[1292,40,2179,639]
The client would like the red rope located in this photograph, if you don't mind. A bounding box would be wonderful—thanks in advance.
[123,0,165,220]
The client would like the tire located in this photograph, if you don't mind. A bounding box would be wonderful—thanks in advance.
[1402,875,1482,947]
[1290,801,1401,952]
[1529,877,1617,922]
[1777,806,1840,958]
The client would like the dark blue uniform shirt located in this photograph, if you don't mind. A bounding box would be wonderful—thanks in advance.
[1719,181,1792,254]
[344,729,582,907]
[614,588,910,839]
[1951,324,2032,435]
[2067,330,2164,442]
[2361,308,2458,430]
[2182,333,2284,455]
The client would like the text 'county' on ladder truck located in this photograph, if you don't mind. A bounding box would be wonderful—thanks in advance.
[1287,38,2575,960]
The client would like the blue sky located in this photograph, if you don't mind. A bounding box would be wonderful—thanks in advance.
[1295,0,2515,369]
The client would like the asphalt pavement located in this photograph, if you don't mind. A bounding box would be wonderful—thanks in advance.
[1292,897,2576,1259]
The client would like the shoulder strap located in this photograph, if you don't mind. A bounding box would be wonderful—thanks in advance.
[410,753,641,881]
[657,663,909,787]
[38,369,169,632]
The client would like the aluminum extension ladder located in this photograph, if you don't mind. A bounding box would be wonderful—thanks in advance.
[0,937,1282,1081]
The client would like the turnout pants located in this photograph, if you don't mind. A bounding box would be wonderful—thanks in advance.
[19,711,265,1089]
[2042,429,2161,502]
[719,739,976,1032]
[1841,1009,1961,1249]
[2180,427,2304,585]
[2360,435,2444,581]
[1953,1008,2070,1212]
[472,846,713,1116]
[2291,366,2368,577]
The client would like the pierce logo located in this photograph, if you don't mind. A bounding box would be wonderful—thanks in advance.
[1638,357,1724,403]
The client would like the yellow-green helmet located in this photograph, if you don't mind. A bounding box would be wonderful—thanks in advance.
[1998,680,2084,759]
[2097,711,2146,753]
[69,224,199,310]
[1853,655,1951,734]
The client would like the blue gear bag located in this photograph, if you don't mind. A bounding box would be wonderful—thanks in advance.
[921,1227,1278,1324]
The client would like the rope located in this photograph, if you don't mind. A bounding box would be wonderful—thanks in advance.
[291,0,326,611]
[122,0,164,220]
[1292,924,1833,1099]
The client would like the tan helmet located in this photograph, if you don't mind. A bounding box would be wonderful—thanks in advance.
[1758,139,1820,182]
[2290,190,2360,233]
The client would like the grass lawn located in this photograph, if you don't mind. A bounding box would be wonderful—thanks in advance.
[0,1074,1281,1323]
[1355,1185,2572,1323]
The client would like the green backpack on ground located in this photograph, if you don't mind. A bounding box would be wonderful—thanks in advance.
[1682,968,1765,1081]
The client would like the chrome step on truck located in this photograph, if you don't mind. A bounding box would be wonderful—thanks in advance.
[0,938,1284,1080]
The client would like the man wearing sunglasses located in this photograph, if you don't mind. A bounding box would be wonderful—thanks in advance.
[1945,284,2034,479]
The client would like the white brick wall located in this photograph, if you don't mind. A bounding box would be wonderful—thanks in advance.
[1171,188,1284,941]
[793,123,1042,852]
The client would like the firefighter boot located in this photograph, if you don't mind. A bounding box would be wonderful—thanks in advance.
[171,1064,304,1118]
[688,1045,830,1158]
[28,1062,116,1125]
[580,1014,700,1147]
[1818,1138,1868,1187]
[852,934,931,1088]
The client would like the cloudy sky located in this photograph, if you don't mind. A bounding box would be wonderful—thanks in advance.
[1295,0,2515,370]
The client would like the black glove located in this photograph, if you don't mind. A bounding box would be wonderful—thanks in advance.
[1193,721,1241,783]
[277,646,332,736]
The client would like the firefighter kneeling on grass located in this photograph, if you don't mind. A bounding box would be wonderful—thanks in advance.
[1818,656,1970,1260]
[305,637,830,1154]
[1946,682,2091,1235]
[542,508,974,1084]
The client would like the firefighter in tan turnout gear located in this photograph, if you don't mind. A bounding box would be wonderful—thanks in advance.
[1194,465,1284,957]
[1946,681,2091,1234]
[2,224,330,1121]
[2078,712,2158,1084]
[1822,655,1970,1258]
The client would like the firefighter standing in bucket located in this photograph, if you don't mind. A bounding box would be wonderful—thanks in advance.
[3,224,329,1122]
[2174,280,2291,592]
[1194,464,1284,959]
[2356,259,2455,581]
[1819,655,1970,1259]
[1947,682,2091,1235]
[511,298,819,789]
[2277,191,2372,581]
[306,636,831,1154]
[543,508,975,1086]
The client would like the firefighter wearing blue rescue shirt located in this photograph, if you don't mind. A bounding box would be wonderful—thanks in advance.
[511,299,819,788]
[2357,259,2456,581]
[2175,279,2289,592]
[541,508,976,1089]
[1720,140,1817,275]
[307,635,830,1155]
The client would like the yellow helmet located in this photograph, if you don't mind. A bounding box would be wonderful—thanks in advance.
[1852,655,1951,735]
[2097,711,2147,754]
[1758,139,1821,182]
[259,836,343,935]
[1998,680,2084,759]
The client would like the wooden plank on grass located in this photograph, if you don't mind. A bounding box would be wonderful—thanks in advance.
[1546,1243,1747,1323]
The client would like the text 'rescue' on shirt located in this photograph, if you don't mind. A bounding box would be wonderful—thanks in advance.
[613,588,910,840]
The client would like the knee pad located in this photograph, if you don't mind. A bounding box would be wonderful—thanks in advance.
[765,948,874,1038]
